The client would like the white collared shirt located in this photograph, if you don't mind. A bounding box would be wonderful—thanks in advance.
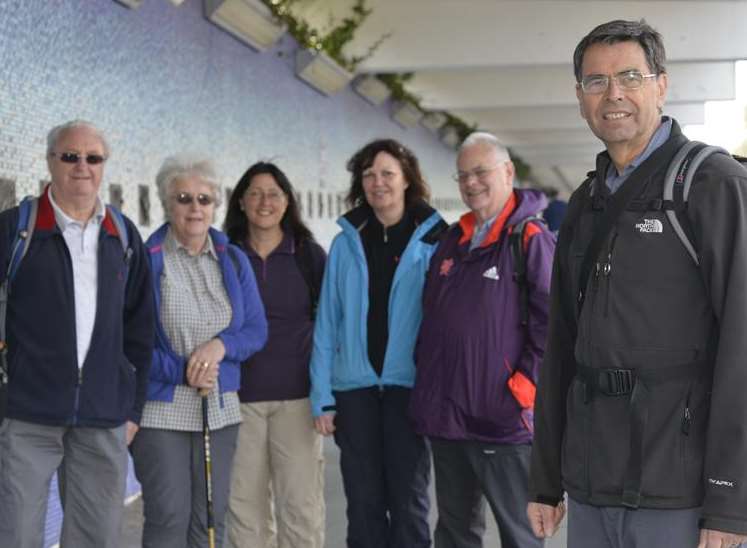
[48,191,104,370]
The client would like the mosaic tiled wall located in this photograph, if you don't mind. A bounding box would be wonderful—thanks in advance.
[1,3,462,544]
[0,0,461,249]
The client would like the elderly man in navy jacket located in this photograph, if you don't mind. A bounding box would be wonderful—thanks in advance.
[0,120,154,548]
[410,132,556,548]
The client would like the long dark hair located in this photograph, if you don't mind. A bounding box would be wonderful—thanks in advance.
[223,162,313,246]
[345,139,430,209]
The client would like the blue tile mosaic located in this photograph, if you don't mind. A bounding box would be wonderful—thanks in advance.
[0,1,462,545]
[0,0,460,249]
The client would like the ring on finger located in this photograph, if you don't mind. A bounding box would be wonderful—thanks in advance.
[201,361,209,369]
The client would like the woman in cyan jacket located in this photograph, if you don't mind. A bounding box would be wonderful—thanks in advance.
[310,139,446,548]
[131,155,267,548]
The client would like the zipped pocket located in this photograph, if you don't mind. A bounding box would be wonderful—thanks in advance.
[595,232,617,317]
[681,388,692,436]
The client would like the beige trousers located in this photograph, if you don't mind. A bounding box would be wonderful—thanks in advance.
[227,398,324,548]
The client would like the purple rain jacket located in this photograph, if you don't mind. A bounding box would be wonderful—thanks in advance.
[410,189,555,444]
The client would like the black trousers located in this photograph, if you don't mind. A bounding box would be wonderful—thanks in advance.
[333,386,431,548]
[431,439,542,548]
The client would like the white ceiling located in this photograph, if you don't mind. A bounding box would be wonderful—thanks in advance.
[310,0,747,190]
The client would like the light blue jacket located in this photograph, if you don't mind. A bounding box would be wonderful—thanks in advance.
[310,203,445,417]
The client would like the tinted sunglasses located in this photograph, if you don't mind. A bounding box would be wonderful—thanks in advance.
[174,192,215,206]
[51,152,107,165]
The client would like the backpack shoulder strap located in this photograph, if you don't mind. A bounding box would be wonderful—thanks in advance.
[7,196,38,284]
[105,205,130,254]
[295,239,320,320]
[105,205,133,285]
[509,215,546,327]
[1,196,38,381]
[663,141,729,265]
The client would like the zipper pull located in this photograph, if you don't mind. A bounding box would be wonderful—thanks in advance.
[602,255,612,276]
[682,407,691,435]
[383,227,388,243]
[604,234,617,276]
[78,367,83,385]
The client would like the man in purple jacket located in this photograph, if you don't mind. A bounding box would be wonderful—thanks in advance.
[410,132,555,548]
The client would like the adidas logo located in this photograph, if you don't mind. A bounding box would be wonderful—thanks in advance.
[635,219,663,233]
[482,266,500,280]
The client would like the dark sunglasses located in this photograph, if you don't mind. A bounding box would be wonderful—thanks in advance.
[51,152,107,165]
[174,192,215,206]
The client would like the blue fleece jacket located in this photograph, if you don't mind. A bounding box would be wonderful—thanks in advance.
[309,203,445,417]
[145,224,267,402]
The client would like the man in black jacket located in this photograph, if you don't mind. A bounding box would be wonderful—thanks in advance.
[527,19,747,548]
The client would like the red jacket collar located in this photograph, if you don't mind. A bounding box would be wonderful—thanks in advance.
[37,185,119,237]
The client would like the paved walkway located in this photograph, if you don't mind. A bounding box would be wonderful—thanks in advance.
[120,438,567,547]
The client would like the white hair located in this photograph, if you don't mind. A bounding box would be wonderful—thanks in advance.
[155,155,222,221]
[47,120,110,158]
[459,132,511,162]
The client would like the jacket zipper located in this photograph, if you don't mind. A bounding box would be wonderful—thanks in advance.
[73,367,82,425]
[602,233,617,317]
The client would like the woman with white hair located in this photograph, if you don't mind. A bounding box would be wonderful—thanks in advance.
[130,155,268,548]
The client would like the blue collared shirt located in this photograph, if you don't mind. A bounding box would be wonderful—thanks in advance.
[470,213,498,251]
[605,117,673,194]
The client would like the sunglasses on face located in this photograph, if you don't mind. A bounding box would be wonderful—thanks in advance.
[174,192,215,206]
[51,152,107,165]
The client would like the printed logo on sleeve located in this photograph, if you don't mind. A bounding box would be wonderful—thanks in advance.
[708,477,736,489]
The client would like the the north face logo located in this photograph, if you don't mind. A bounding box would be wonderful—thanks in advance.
[635,219,663,233]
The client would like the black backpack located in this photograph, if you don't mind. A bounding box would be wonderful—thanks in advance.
[508,216,547,327]
[294,239,323,320]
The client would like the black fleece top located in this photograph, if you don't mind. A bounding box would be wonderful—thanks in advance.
[360,209,416,377]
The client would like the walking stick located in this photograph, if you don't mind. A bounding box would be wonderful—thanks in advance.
[201,393,216,548]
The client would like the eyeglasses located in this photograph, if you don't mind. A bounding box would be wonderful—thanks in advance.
[453,164,502,184]
[246,190,285,203]
[579,70,658,94]
[51,152,107,165]
[173,192,215,206]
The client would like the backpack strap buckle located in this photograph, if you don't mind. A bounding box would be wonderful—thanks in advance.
[599,368,635,396]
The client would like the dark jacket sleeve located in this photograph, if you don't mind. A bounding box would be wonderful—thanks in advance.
[515,226,554,384]
[529,189,585,505]
[689,155,747,534]
[122,219,155,424]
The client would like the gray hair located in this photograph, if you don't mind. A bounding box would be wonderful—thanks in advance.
[47,120,110,158]
[573,19,666,82]
[459,132,511,162]
[155,155,222,220]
